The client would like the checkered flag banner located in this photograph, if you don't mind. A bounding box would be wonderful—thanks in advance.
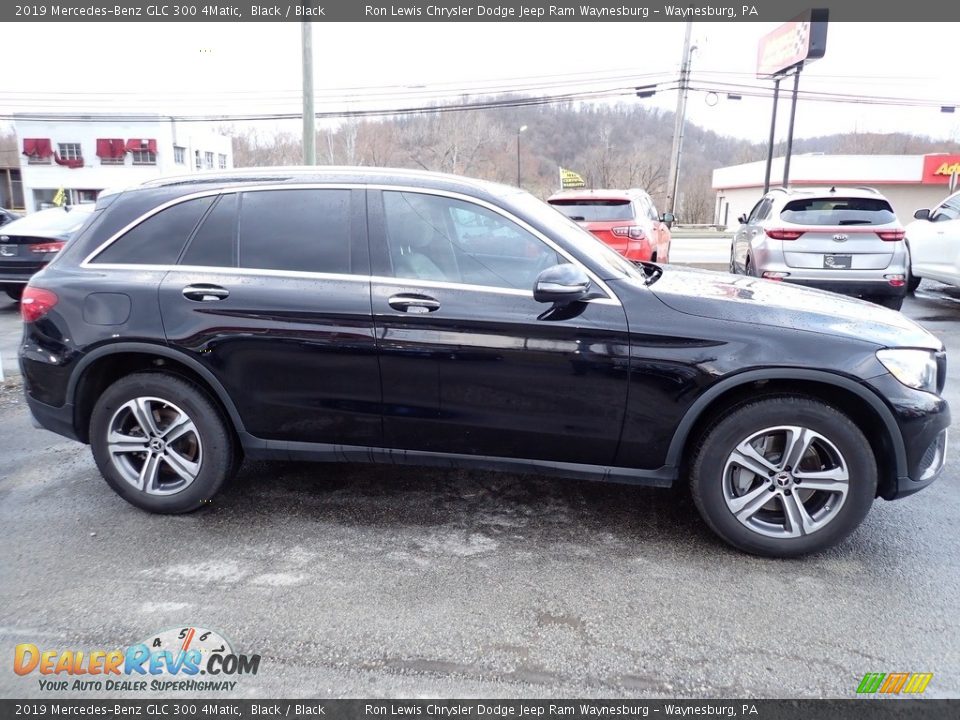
[794,22,810,59]
[559,167,586,189]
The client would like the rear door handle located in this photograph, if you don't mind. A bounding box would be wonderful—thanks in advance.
[388,294,440,313]
[182,284,230,302]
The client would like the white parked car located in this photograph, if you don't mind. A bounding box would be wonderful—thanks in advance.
[906,190,960,291]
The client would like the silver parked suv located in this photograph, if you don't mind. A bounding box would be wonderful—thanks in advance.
[730,187,908,310]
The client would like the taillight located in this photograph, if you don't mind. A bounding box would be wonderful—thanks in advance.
[762,271,791,281]
[612,225,645,240]
[885,274,906,287]
[877,230,905,241]
[765,229,804,240]
[20,286,58,323]
[30,241,66,254]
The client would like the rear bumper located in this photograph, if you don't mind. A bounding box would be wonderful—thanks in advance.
[786,278,907,297]
[25,393,81,442]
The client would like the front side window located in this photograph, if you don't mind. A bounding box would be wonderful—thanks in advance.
[384,191,560,290]
[932,199,960,223]
[238,189,352,274]
[92,197,214,265]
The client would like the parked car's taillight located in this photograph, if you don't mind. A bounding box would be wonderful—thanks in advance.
[612,225,645,240]
[20,286,58,323]
[877,230,906,241]
[765,229,804,240]
[29,241,66,254]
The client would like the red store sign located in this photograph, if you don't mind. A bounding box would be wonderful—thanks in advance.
[923,155,960,183]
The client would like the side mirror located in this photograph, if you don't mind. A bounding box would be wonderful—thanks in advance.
[914,208,931,221]
[737,213,748,224]
[661,212,675,226]
[534,264,591,305]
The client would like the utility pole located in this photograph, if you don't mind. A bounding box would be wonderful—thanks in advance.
[301,19,316,166]
[666,21,693,218]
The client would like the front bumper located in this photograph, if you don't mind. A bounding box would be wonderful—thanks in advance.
[866,373,951,499]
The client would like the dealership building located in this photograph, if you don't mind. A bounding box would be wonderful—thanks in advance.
[712,153,960,229]
[13,113,233,212]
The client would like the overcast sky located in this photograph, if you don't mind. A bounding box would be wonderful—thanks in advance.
[3,21,958,144]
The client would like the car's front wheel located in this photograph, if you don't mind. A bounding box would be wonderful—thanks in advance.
[690,396,876,557]
[90,373,236,513]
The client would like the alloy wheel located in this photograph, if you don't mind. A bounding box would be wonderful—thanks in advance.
[106,396,203,495]
[722,425,849,538]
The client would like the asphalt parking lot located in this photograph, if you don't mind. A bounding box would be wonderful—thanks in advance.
[1,254,959,699]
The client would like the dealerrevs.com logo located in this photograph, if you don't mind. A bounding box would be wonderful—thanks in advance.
[13,626,260,692]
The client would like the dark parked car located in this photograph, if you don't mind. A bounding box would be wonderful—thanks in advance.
[20,168,949,557]
[0,204,93,301]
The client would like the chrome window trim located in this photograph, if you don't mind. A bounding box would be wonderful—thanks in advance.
[80,182,620,305]
[83,263,618,304]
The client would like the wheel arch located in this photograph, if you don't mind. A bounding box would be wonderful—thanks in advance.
[68,342,246,444]
[667,369,906,500]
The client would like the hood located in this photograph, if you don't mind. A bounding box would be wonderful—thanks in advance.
[647,266,942,351]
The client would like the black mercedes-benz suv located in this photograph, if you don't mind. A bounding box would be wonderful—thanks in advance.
[19,168,950,557]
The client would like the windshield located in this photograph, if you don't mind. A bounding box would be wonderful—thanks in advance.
[1,206,95,240]
[780,197,896,226]
[509,192,645,282]
[548,198,635,222]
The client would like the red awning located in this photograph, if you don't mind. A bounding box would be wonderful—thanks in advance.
[126,138,158,154]
[96,138,126,159]
[54,153,84,169]
[22,138,53,158]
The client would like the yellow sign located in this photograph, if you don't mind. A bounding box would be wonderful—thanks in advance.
[559,167,586,189]
[52,188,66,207]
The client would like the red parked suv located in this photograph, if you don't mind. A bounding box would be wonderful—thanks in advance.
[548,188,673,262]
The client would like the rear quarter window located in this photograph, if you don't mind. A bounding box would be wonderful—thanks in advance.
[780,197,895,226]
[91,197,214,265]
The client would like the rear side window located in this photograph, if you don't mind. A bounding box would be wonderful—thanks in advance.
[780,197,895,226]
[238,189,351,273]
[181,193,237,268]
[92,197,213,265]
[549,199,635,222]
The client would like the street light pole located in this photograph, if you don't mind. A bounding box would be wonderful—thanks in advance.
[301,19,316,166]
[666,20,694,218]
[516,125,527,187]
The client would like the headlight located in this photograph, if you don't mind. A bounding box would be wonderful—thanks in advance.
[877,349,938,393]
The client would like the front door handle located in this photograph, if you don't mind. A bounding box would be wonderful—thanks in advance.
[388,294,440,313]
[182,284,230,302]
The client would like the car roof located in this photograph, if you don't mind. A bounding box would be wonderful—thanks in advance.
[766,186,890,201]
[136,166,520,198]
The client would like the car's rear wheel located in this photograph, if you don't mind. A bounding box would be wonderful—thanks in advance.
[868,295,904,311]
[2,284,23,301]
[690,396,876,557]
[90,373,236,513]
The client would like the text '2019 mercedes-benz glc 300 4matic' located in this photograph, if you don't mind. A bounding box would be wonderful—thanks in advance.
[20,169,949,557]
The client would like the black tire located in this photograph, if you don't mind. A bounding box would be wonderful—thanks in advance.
[690,396,877,557]
[3,284,23,301]
[89,373,237,513]
[907,274,921,293]
[869,295,904,311]
[729,250,737,274]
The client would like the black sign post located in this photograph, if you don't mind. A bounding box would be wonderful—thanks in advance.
[757,9,829,192]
